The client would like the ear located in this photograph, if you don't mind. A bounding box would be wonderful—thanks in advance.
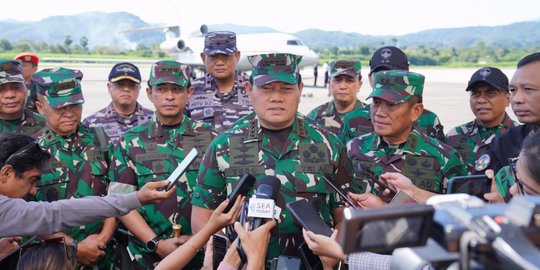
[410,103,424,122]
[245,82,254,103]
[200,52,206,63]
[297,82,304,101]
[187,85,194,100]
[234,51,241,62]
[36,100,45,115]
[146,87,153,103]
[107,82,113,95]
[0,165,13,183]
[504,92,511,107]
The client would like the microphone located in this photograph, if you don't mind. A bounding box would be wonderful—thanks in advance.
[247,176,281,230]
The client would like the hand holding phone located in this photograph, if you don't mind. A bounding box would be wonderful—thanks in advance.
[165,148,199,191]
[224,174,256,213]
[368,176,396,196]
[322,177,357,208]
[287,199,333,237]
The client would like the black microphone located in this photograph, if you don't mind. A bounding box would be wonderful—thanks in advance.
[248,176,281,230]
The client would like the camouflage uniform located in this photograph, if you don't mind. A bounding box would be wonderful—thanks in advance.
[31,68,116,269]
[0,109,45,136]
[307,60,365,135]
[107,60,214,269]
[186,31,252,133]
[0,60,45,135]
[340,104,445,143]
[191,54,353,268]
[346,71,465,194]
[83,102,153,144]
[446,115,518,175]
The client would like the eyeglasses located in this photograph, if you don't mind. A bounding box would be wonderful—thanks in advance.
[3,141,40,166]
[508,157,540,196]
[17,236,76,269]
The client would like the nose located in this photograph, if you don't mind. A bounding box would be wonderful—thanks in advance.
[28,185,38,197]
[511,89,525,104]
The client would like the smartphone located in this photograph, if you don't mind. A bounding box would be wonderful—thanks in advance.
[298,242,323,270]
[212,234,229,270]
[286,199,333,237]
[389,190,418,206]
[322,177,357,208]
[270,255,302,270]
[367,177,396,195]
[223,174,256,213]
[165,148,199,191]
[447,175,490,200]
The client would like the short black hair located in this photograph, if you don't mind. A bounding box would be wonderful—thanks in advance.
[0,132,50,178]
[249,74,303,86]
[517,52,540,68]
[520,131,540,185]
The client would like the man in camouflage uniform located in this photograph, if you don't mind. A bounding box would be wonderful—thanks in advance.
[186,31,252,133]
[0,59,45,135]
[191,53,353,268]
[83,62,153,145]
[307,59,365,135]
[340,46,445,143]
[14,52,41,112]
[347,70,465,196]
[108,60,216,269]
[446,67,518,175]
[32,67,116,269]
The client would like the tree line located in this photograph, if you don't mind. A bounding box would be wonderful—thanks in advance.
[1,36,538,67]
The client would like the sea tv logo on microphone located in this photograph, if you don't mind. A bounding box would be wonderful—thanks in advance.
[248,197,275,219]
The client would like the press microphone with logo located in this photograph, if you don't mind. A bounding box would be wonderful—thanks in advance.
[247,176,281,230]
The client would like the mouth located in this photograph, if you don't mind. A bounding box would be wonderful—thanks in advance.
[2,102,20,108]
[268,107,285,113]
[476,108,492,113]
[513,109,530,117]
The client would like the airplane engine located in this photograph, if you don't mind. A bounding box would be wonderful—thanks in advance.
[160,39,188,53]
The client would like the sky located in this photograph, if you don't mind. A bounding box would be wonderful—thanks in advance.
[1,0,539,36]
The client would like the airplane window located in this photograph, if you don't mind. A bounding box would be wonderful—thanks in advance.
[287,40,304,46]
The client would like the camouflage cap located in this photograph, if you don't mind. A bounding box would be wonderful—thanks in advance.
[0,59,25,86]
[367,70,424,104]
[248,53,303,87]
[203,31,237,56]
[148,60,190,87]
[369,46,409,75]
[329,59,362,78]
[34,67,85,109]
[466,67,508,92]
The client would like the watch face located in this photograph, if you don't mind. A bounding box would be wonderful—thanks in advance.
[146,239,157,251]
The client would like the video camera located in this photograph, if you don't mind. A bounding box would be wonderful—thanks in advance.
[340,194,540,270]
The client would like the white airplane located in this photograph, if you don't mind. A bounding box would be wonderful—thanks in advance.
[156,25,320,71]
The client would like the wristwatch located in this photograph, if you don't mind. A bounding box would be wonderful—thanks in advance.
[146,235,161,252]
[67,239,78,254]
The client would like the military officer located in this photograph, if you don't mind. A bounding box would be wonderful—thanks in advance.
[340,46,445,143]
[108,60,217,269]
[83,62,153,144]
[0,59,45,135]
[33,67,116,269]
[191,53,353,268]
[14,52,40,112]
[347,70,465,197]
[186,31,252,133]
[446,67,518,175]
[307,59,364,135]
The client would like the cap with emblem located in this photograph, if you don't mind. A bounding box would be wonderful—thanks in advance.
[329,59,362,78]
[0,59,25,86]
[108,62,141,83]
[248,53,303,87]
[148,60,190,87]
[34,67,84,109]
[369,46,409,75]
[367,70,424,104]
[14,52,39,66]
[466,67,508,92]
[203,31,237,56]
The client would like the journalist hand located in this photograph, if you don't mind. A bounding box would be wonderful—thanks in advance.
[136,180,176,205]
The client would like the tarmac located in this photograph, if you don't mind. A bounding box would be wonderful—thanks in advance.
[39,63,518,134]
